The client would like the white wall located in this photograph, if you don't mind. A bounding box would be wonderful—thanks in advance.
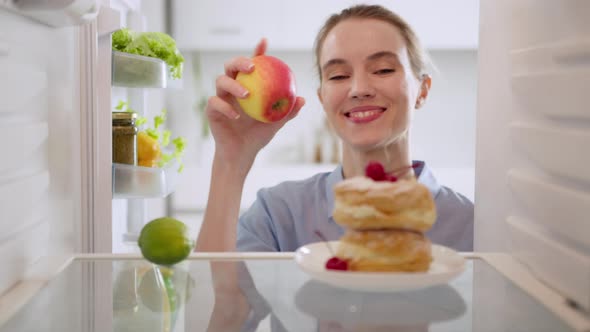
[412,50,478,200]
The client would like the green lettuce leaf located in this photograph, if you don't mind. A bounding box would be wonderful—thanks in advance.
[112,28,184,79]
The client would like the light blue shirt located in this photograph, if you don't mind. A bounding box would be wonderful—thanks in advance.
[237,161,474,252]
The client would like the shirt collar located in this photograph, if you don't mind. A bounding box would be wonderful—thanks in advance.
[325,161,442,220]
[412,160,442,198]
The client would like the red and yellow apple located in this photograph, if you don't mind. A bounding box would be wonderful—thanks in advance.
[235,55,297,123]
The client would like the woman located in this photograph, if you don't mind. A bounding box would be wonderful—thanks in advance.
[196,4,473,254]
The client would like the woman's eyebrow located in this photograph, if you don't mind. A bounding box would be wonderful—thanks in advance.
[321,58,347,72]
[321,51,399,72]
[367,51,400,62]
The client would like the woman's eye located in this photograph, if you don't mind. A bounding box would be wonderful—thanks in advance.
[328,75,348,81]
[375,68,395,75]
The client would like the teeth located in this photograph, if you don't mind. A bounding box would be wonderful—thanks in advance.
[350,110,378,119]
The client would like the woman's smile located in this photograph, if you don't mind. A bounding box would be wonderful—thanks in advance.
[344,105,386,123]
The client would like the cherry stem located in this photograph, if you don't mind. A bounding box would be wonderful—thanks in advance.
[390,162,421,177]
[314,230,335,256]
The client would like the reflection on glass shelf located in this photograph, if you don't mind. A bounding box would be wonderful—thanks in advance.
[112,162,180,199]
[0,259,583,332]
[113,261,193,332]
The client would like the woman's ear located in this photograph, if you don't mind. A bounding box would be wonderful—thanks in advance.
[415,74,432,109]
[317,87,323,104]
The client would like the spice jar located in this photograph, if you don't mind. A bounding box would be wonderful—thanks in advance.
[112,112,138,165]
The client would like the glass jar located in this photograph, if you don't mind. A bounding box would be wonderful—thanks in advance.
[112,112,138,165]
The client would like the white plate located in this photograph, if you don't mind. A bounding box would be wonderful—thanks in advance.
[294,241,466,292]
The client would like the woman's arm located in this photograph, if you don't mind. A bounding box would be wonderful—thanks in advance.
[195,38,305,252]
[195,152,253,251]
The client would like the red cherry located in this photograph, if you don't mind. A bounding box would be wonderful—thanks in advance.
[314,230,349,271]
[365,161,422,182]
[385,174,398,182]
[365,161,387,181]
[326,256,349,271]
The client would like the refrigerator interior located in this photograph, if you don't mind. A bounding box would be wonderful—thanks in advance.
[0,0,590,330]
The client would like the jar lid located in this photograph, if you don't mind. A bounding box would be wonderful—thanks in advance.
[112,112,137,120]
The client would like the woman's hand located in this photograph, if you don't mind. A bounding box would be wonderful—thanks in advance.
[205,38,305,169]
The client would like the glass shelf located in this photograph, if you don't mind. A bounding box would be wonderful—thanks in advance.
[1,257,586,332]
[112,161,181,199]
[111,51,182,89]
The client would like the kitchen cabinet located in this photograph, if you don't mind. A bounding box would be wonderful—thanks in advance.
[281,0,479,50]
[171,0,479,51]
[171,0,283,51]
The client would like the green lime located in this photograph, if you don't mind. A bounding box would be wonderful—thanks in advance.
[138,217,194,266]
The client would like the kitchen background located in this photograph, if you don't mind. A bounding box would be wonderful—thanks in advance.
[108,0,480,252]
[123,0,480,251]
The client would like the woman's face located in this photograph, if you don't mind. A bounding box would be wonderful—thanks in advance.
[318,18,424,151]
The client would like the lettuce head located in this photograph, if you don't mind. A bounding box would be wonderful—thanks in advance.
[112,28,184,79]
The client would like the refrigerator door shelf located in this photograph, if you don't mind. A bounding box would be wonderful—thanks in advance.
[112,161,180,199]
[510,40,590,75]
[0,219,50,296]
[508,169,590,247]
[112,51,182,89]
[508,1,590,50]
[0,122,48,173]
[0,64,47,113]
[509,122,590,183]
[507,216,590,312]
[0,171,49,239]
[511,69,590,120]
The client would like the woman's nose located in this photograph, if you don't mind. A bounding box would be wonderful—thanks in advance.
[349,74,376,99]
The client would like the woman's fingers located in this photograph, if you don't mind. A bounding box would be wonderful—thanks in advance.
[223,56,255,79]
[207,96,240,120]
[284,97,306,122]
[253,38,267,57]
[208,95,304,123]
[273,96,305,127]
[293,96,306,113]
[223,39,266,79]
[215,74,249,99]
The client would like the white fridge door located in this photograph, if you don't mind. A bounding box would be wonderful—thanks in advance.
[475,0,590,313]
[0,0,101,296]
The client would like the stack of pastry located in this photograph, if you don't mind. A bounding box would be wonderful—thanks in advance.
[331,161,437,272]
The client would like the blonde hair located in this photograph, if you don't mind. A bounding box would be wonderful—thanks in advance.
[314,4,430,80]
